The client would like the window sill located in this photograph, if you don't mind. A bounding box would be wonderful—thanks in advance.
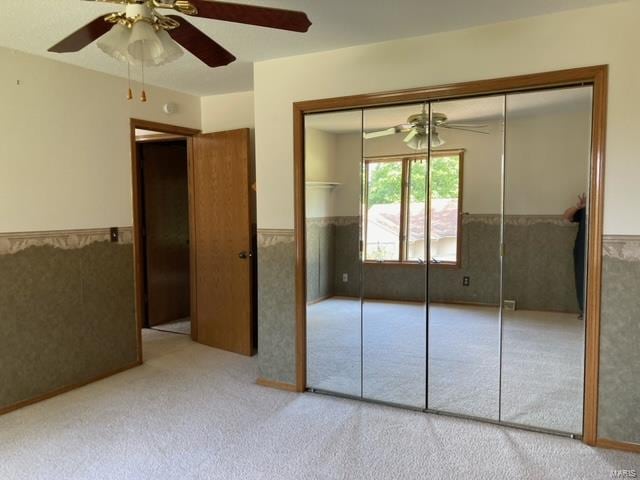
[363,261,460,269]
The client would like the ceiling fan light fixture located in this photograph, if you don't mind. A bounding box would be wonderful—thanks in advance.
[156,29,184,65]
[97,20,183,68]
[49,0,311,102]
[431,129,445,148]
[406,133,427,151]
[405,129,446,150]
[128,21,165,64]
[96,24,131,63]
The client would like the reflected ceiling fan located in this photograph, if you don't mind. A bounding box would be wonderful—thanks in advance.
[48,0,311,99]
[364,106,489,150]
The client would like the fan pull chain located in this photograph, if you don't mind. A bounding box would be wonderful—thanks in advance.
[127,61,133,101]
[140,43,147,103]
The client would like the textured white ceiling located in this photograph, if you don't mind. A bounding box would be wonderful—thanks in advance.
[0,0,623,96]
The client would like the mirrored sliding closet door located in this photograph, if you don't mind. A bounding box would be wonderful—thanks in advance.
[426,96,505,420]
[501,86,593,434]
[361,103,429,408]
[304,86,592,438]
[305,109,364,397]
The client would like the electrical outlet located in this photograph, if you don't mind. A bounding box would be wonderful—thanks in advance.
[503,300,517,311]
[463,276,470,287]
[110,227,119,243]
[342,273,349,283]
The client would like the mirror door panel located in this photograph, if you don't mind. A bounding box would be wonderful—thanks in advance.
[500,87,593,434]
[305,110,363,397]
[361,104,428,408]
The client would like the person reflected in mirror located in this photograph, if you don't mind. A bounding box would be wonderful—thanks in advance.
[563,193,587,319]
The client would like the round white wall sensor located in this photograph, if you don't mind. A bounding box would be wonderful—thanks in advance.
[163,103,178,115]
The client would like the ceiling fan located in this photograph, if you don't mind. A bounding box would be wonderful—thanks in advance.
[48,0,312,68]
[363,106,489,150]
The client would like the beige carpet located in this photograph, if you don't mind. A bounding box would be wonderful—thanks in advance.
[307,298,584,434]
[0,330,637,480]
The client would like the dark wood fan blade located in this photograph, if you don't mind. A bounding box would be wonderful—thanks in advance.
[188,0,311,32]
[48,15,112,53]
[166,15,236,67]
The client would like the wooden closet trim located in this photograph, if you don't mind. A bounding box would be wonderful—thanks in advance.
[293,65,608,447]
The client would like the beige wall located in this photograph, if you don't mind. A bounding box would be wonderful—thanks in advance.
[0,47,201,233]
[254,0,640,234]
[201,90,255,133]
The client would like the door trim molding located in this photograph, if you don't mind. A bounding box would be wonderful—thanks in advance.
[292,65,608,447]
[256,378,299,392]
[130,119,201,362]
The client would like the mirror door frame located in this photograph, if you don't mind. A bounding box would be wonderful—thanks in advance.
[293,65,608,446]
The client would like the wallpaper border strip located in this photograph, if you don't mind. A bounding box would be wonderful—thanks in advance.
[257,229,295,247]
[0,227,133,256]
[603,234,640,262]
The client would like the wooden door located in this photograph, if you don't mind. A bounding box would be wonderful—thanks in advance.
[192,129,254,356]
[140,140,190,327]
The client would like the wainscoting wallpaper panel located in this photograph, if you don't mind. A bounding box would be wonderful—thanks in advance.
[0,228,137,411]
[429,216,501,306]
[306,219,335,303]
[598,235,640,445]
[503,216,579,313]
[333,217,361,298]
[257,229,297,385]
[327,215,578,311]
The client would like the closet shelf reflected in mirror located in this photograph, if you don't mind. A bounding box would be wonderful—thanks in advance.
[305,181,342,189]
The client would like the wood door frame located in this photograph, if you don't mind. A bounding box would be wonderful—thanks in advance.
[130,118,201,362]
[293,65,608,446]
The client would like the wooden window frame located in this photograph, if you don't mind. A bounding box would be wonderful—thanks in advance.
[363,150,464,268]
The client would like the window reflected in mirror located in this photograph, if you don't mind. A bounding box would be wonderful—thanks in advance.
[363,151,462,265]
[364,160,402,261]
